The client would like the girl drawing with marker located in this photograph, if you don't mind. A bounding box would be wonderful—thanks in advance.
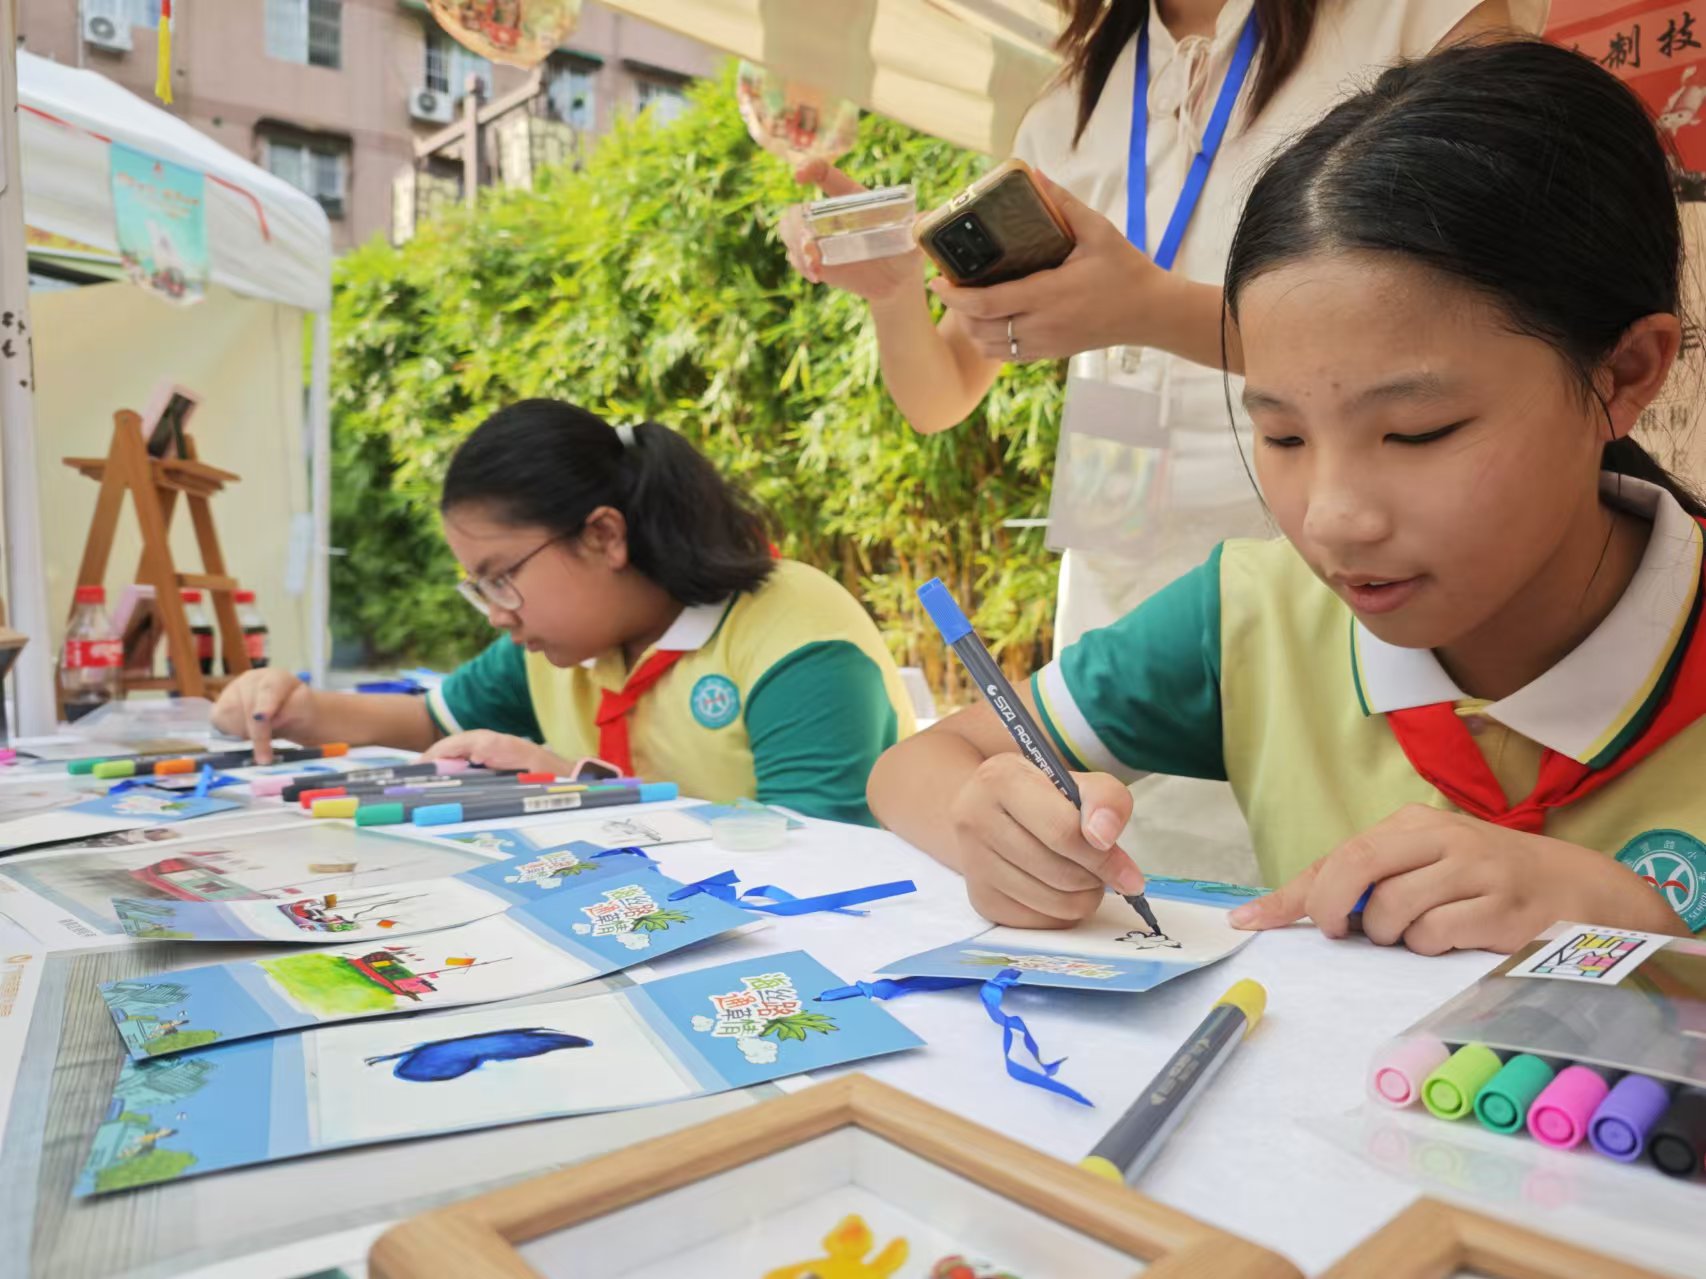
[870,41,1706,952]
[214,401,915,824]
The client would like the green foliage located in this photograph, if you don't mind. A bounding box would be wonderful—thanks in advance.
[95,1147,197,1192]
[760,1010,839,1041]
[330,64,1063,695]
[631,908,692,932]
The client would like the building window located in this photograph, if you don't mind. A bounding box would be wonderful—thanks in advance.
[263,137,349,219]
[546,60,597,131]
[265,0,342,70]
[635,78,688,125]
[425,31,492,98]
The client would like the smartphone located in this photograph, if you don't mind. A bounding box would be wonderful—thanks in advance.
[914,158,1075,287]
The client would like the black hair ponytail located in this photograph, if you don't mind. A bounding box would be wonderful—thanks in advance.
[1224,39,1706,518]
[441,399,775,604]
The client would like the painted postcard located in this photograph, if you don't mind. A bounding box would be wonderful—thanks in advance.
[107,842,658,943]
[0,819,494,944]
[438,808,710,858]
[77,949,922,1194]
[100,869,757,1058]
[880,877,1261,992]
[0,789,242,856]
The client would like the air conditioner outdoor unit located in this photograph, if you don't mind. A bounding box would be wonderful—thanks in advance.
[82,12,132,52]
[409,87,454,125]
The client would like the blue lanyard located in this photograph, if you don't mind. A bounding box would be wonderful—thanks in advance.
[1128,11,1261,270]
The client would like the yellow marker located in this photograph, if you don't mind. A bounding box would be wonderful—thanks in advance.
[309,797,361,820]
[1080,979,1267,1185]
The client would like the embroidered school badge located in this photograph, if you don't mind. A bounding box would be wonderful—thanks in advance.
[1615,829,1706,932]
[690,674,741,729]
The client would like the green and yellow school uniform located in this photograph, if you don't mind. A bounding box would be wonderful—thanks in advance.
[427,560,916,825]
[1032,477,1706,933]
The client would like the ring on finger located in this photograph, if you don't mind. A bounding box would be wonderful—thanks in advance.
[1007,317,1020,360]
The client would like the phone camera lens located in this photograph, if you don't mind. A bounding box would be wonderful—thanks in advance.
[935,210,999,278]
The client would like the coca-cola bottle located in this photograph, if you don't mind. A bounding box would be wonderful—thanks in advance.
[233,590,269,670]
[180,589,215,675]
[59,585,123,722]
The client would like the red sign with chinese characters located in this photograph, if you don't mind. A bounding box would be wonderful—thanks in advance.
[1549,2,1706,177]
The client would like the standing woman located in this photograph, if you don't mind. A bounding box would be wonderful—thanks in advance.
[788,0,1545,646]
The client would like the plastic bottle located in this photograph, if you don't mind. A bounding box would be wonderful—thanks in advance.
[179,589,215,676]
[234,589,269,670]
[59,585,122,721]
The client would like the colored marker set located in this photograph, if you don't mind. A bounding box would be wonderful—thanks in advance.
[308,775,679,827]
[1370,1036,1706,1178]
[1370,922,1706,1185]
[68,742,351,778]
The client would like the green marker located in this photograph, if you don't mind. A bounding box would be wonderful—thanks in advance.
[1421,1043,1503,1121]
[1474,1054,1558,1134]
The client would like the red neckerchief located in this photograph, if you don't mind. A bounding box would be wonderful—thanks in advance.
[1384,520,1706,833]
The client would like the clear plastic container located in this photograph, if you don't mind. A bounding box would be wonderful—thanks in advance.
[234,589,269,670]
[803,184,918,265]
[58,584,123,722]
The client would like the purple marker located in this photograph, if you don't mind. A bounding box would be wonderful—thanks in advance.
[1589,1075,1674,1162]
[1528,1064,1620,1150]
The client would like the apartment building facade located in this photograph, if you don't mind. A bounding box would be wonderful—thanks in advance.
[20,0,719,250]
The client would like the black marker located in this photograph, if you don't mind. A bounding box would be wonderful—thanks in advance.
[918,578,1161,936]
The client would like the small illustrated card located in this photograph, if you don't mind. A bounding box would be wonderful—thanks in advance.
[78,949,923,1195]
[880,877,1261,992]
[0,788,242,855]
[109,842,654,943]
[440,809,711,858]
[100,867,755,1059]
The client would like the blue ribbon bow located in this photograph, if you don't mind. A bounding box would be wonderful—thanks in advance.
[668,870,915,918]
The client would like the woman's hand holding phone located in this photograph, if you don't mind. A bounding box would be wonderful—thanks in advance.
[931,173,1171,363]
[780,160,925,306]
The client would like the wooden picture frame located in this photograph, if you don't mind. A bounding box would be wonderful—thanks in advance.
[369,1074,1302,1279]
[1320,1198,1671,1279]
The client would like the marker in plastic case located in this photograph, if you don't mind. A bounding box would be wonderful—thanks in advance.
[1527,1064,1621,1150]
[1421,1043,1503,1121]
[1368,1035,1451,1109]
[1589,1075,1674,1163]
[1647,1085,1706,1178]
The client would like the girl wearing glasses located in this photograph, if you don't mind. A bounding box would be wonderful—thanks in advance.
[212,400,916,824]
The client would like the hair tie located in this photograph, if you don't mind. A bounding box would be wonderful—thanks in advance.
[615,423,638,450]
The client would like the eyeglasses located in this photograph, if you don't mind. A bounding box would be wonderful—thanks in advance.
[455,534,569,616]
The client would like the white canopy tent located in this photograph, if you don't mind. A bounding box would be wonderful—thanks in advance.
[1,45,334,734]
[604,0,1063,156]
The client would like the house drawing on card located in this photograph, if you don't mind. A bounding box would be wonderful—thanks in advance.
[343,949,505,1000]
[129,855,270,902]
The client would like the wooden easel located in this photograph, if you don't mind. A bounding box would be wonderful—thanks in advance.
[64,409,252,700]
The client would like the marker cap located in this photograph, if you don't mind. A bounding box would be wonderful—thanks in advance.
[1369,1036,1450,1108]
[249,775,295,798]
[310,797,360,820]
[1473,1054,1556,1134]
[1078,1155,1124,1185]
[92,760,138,779]
[154,759,195,776]
[433,759,470,774]
[1648,1087,1706,1178]
[66,759,100,775]
[639,783,678,802]
[1214,979,1266,1033]
[1421,1043,1502,1121]
[917,578,972,645]
[1589,1075,1672,1162]
[321,744,351,758]
[516,772,555,784]
[411,803,462,827]
[298,787,345,809]
[1527,1065,1613,1149]
[355,802,407,827]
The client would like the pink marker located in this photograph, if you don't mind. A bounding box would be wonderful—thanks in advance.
[1527,1064,1620,1149]
[1368,1035,1451,1108]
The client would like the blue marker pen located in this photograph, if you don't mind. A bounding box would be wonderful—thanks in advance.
[917,578,1162,936]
